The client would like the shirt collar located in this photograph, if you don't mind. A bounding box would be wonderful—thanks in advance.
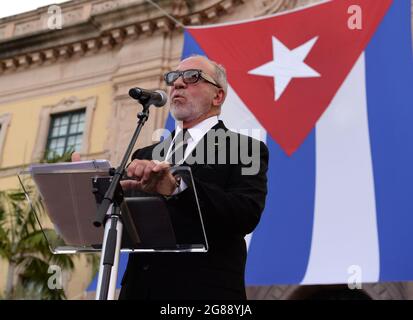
[175,116,219,143]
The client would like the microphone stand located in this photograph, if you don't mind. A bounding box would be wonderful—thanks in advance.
[94,97,152,300]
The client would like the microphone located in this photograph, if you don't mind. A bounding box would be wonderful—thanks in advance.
[128,87,167,107]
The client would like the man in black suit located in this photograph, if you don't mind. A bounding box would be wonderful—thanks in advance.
[118,55,269,300]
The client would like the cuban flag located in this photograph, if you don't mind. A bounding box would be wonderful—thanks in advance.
[87,0,413,293]
[174,0,413,285]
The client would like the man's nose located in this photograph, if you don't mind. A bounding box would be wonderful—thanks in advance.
[173,75,187,89]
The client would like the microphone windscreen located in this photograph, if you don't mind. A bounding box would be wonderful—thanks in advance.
[154,90,168,107]
[128,88,142,100]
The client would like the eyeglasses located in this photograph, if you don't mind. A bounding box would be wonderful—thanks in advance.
[164,69,221,88]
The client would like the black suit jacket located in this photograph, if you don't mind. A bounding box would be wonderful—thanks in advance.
[119,120,269,300]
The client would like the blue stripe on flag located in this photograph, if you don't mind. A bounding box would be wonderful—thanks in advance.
[245,132,316,284]
[182,31,207,61]
[87,250,129,292]
[365,0,413,282]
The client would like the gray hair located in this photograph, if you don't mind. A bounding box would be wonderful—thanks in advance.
[210,59,228,97]
[188,54,228,97]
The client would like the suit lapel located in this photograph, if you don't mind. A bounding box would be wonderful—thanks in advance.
[184,120,228,174]
[149,132,174,162]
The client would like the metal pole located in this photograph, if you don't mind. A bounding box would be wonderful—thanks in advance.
[95,205,123,300]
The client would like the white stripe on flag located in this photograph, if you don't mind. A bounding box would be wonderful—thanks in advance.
[301,53,380,284]
[220,84,267,143]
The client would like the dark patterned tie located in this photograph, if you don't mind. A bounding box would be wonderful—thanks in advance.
[166,129,190,165]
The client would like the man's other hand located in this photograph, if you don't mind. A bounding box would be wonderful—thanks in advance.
[120,159,177,196]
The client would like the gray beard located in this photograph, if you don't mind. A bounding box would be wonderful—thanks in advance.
[170,103,205,122]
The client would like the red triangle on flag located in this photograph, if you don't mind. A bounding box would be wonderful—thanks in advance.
[188,0,392,155]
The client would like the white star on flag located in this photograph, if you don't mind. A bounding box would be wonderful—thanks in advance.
[248,36,321,101]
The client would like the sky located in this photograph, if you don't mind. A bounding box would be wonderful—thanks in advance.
[0,0,70,19]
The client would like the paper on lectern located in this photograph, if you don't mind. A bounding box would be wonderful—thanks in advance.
[29,160,111,246]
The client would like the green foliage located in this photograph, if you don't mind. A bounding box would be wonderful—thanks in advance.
[0,186,75,299]
[42,148,74,164]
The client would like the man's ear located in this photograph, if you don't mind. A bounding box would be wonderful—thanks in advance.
[212,88,225,107]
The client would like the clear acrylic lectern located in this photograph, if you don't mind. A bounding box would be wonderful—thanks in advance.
[18,161,208,299]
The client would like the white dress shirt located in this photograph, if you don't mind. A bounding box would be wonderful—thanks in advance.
[166,116,219,195]
[165,115,219,162]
